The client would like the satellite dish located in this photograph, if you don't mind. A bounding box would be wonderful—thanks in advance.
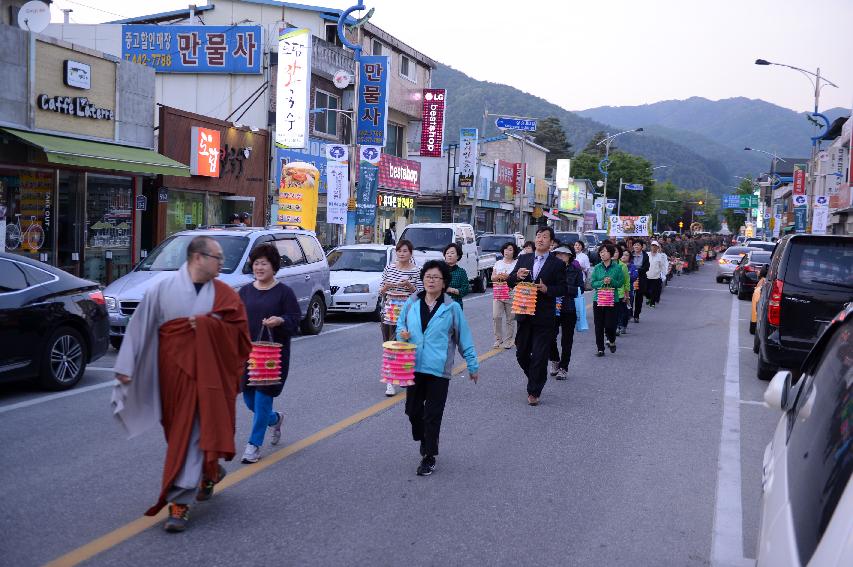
[18,1,51,32]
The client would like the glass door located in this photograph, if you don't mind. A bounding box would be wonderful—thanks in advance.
[57,171,84,276]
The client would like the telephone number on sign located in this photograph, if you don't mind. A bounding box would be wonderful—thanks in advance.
[124,53,173,67]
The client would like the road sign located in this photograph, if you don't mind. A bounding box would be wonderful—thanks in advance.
[659,209,668,215]
[624,183,644,191]
[723,194,758,209]
[495,118,537,132]
[694,211,705,216]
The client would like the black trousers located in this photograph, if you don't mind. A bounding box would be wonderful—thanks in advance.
[549,311,577,370]
[516,320,555,398]
[380,323,396,342]
[633,282,645,319]
[405,372,450,457]
[647,279,662,305]
[593,303,618,351]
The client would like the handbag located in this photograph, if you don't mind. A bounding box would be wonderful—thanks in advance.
[574,287,588,332]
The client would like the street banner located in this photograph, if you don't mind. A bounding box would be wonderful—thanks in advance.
[496,159,514,192]
[356,158,379,226]
[584,211,597,232]
[608,215,651,237]
[555,159,571,189]
[420,89,446,157]
[360,145,382,165]
[793,164,806,196]
[594,198,604,228]
[458,128,478,188]
[773,214,782,238]
[325,144,348,226]
[812,195,829,234]
[122,25,262,74]
[534,179,549,205]
[275,28,312,149]
[357,55,390,146]
[606,198,617,211]
[512,163,527,195]
[794,206,808,233]
[277,161,319,230]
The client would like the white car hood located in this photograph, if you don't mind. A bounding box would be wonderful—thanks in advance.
[330,270,382,289]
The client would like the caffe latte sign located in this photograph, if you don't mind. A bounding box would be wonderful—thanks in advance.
[37,94,114,121]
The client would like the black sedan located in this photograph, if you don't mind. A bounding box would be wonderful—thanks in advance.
[730,250,773,300]
[0,253,109,390]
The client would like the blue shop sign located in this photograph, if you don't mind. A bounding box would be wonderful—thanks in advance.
[121,25,263,74]
[275,138,331,194]
[356,55,389,146]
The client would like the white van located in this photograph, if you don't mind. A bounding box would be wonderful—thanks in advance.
[398,222,486,291]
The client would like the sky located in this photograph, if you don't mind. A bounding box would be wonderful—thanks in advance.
[46,0,853,113]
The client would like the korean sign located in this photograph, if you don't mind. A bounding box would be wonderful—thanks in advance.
[277,161,319,231]
[608,215,651,237]
[276,28,312,149]
[723,194,758,209]
[189,126,221,177]
[357,55,389,146]
[512,163,527,195]
[378,193,415,209]
[121,25,262,74]
[792,164,806,196]
[458,128,478,188]
[420,89,446,157]
[325,144,348,226]
[356,161,379,226]
[555,159,571,189]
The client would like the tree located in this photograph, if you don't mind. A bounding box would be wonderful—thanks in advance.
[533,117,573,178]
[582,131,610,157]
[570,150,655,216]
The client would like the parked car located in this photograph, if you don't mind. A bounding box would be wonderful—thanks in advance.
[716,246,756,283]
[399,222,490,292]
[103,226,332,348]
[556,231,598,266]
[729,249,772,300]
[0,253,109,390]
[477,233,525,259]
[756,303,853,566]
[746,240,776,253]
[326,244,393,321]
[754,234,853,380]
[750,265,768,337]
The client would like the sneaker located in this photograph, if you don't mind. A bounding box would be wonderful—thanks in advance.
[549,361,559,376]
[634,317,640,324]
[621,325,628,334]
[608,341,617,353]
[493,340,502,348]
[597,350,605,357]
[615,327,622,336]
[385,383,396,397]
[416,455,436,476]
[197,464,227,501]
[556,368,568,380]
[241,443,260,464]
[502,340,514,349]
[269,412,283,446]
[164,503,189,532]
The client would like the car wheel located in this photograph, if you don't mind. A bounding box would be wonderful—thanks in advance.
[757,355,776,381]
[716,276,724,284]
[39,327,87,391]
[371,297,383,322]
[300,294,325,335]
[749,321,756,335]
[737,282,751,300]
[753,333,759,354]
[729,277,737,294]
[472,271,487,293]
[110,336,123,350]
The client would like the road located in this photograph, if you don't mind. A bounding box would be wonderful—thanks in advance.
[0,267,779,566]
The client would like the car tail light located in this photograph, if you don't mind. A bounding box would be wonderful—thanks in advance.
[89,291,106,305]
[767,279,783,326]
[743,265,755,273]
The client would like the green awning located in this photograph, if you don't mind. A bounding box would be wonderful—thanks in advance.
[2,128,190,177]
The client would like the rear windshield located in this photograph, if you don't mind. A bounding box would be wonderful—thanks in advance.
[723,246,753,256]
[748,251,772,264]
[327,248,387,272]
[584,234,598,244]
[479,235,515,252]
[786,241,853,291]
[137,234,249,274]
[555,232,581,245]
[747,242,776,251]
[401,228,453,252]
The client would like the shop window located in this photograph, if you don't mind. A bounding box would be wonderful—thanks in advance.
[166,190,205,237]
[386,123,404,157]
[314,91,339,136]
[371,39,383,56]
[0,168,55,265]
[85,174,133,284]
[324,23,342,47]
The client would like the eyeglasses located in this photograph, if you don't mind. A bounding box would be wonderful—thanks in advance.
[200,252,225,263]
[423,275,444,282]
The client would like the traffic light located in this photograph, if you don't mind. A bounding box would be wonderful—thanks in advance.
[678,221,684,228]
[698,200,704,206]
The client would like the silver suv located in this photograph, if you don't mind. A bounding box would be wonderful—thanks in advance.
[103,227,331,348]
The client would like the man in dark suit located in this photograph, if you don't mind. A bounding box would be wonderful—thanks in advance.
[630,240,650,323]
[508,226,568,406]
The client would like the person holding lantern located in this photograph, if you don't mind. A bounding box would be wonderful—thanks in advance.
[589,243,625,357]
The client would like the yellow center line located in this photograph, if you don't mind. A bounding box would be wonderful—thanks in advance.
[44,347,505,567]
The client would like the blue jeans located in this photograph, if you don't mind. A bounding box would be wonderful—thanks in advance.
[242,389,278,447]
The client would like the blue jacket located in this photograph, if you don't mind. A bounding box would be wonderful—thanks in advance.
[396,293,479,378]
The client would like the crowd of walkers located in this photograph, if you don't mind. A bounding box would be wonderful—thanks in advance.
[111,231,723,532]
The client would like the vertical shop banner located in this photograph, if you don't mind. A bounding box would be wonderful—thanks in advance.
[794,206,808,233]
[277,161,319,230]
[420,89,446,157]
[555,159,571,189]
[584,211,597,232]
[276,28,312,149]
[512,163,526,195]
[325,144,349,226]
[357,56,389,146]
[356,163,379,226]
[189,126,221,177]
[534,179,549,205]
[812,195,829,234]
[792,164,806,196]
[458,128,478,188]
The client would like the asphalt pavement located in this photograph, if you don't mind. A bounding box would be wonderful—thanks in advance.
[0,267,779,566]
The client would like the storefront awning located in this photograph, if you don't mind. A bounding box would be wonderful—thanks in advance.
[2,128,190,177]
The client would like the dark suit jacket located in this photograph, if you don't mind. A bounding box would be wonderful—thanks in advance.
[507,252,568,326]
[633,251,651,291]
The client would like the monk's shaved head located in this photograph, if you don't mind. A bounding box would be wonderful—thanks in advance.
[186,236,216,261]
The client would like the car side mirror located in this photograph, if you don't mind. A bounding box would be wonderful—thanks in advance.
[764,370,793,411]
[242,261,252,274]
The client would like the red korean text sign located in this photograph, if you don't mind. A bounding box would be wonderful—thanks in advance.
[793,165,806,196]
[190,126,221,177]
[420,89,446,157]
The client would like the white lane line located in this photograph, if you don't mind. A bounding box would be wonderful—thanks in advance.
[292,322,369,343]
[711,294,753,567]
[668,286,731,292]
[740,400,767,407]
[0,380,116,415]
[739,346,753,350]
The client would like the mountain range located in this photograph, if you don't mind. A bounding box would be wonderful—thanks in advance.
[432,64,849,196]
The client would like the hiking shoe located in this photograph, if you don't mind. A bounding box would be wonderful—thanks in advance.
[502,341,514,349]
[597,350,605,357]
[608,341,617,353]
[164,503,189,532]
[197,464,227,501]
[493,340,502,348]
[385,383,396,397]
[549,361,559,376]
[241,443,260,464]
[634,317,640,324]
[269,412,283,446]
[615,327,622,336]
[417,455,436,476]
[556,368,568,380]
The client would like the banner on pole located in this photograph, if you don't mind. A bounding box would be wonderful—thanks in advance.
[325,144,348,226]
[458,128,478,188]
[793,164,806,196]
[275,28,311,149]
[277,161,319,230]
[607,215,651,237]
[555,159,571,189]
[812,195,829,234]
[356,161,379,226]
[357,55,389,146]
[420,89,446,157]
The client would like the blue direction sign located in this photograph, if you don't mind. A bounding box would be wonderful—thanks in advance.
[695,211,705,216]
[495,118,537,132]
[625,183,644,191]
[659,209,668,215]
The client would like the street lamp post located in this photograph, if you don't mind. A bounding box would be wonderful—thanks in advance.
[596,128,643,229]
[743,149,787,235]
[653,199,679,233]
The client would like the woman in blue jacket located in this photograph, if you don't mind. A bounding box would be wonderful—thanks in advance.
[397,260,479,477]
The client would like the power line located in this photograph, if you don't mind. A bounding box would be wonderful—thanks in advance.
[57,0,128,19]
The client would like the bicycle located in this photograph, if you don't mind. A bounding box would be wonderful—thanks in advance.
[5,214,44,251]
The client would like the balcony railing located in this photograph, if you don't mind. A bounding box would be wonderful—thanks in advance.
[312,36,354,80]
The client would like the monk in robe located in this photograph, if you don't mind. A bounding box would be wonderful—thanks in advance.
[111,236,251,532]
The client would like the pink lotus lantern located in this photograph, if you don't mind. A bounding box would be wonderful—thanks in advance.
[381,341,417,387]
[493,282,510,301]
[597,288,615,307]
[246,340,283,386]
